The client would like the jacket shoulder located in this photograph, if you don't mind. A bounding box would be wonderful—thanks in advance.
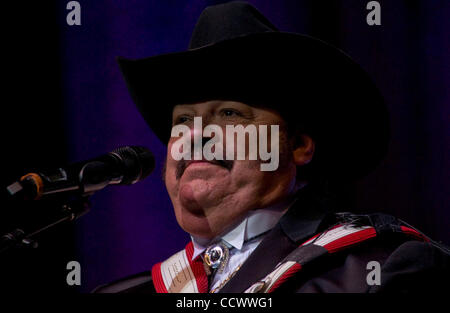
[92,271,155,293]
[370,239,450,292]
[279,212,450,293]
[336,212,450,292]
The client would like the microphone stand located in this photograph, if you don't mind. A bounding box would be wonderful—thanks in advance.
[0,196,90,254]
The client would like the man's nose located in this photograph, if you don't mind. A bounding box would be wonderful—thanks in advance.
[188,122,214,159]
[189,121,203,142]
[190,130,213,150]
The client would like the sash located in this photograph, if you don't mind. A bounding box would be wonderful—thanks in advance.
[152,218,428,293]
[152,241,208,293]
[244,223,428,293]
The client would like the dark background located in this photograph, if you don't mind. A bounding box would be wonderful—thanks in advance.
[0,0,448,293]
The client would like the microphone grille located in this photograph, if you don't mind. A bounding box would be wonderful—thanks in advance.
[111,146,155,184]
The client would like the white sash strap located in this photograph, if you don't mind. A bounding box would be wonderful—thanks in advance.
[152,241,208,293]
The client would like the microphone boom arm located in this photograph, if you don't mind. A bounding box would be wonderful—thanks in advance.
[0,196,90,255]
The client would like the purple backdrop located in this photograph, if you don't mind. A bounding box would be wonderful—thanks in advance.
[57,0,449,292]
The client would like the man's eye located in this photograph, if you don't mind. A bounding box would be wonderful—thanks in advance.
[174,115,192,124]
[220,109,241,117]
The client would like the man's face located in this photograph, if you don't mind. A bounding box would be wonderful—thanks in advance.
[165,100,298,240]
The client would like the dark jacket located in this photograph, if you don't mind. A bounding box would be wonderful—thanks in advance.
[94,187,450,293]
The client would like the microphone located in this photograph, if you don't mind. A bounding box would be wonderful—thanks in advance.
[6,146,155,200]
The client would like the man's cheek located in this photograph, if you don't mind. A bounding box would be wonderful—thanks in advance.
[167,141,176,161]
[164,161,179,193]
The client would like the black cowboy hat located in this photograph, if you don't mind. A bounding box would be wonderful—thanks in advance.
[117,1,389,180]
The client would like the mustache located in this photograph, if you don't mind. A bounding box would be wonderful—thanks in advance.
[176,159,234,180]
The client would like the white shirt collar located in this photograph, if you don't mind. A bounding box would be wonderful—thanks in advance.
[190,197,294,260]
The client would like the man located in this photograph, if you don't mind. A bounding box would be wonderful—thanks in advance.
[95,2,449,293]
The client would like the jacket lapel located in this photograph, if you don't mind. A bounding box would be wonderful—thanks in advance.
[219,186,333,293]
[218,223,296,293]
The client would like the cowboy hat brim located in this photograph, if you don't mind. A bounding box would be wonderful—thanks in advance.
[117,32,389,179]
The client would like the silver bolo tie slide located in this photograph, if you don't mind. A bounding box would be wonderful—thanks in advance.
[203,242,231,275]
[202,230,271,276]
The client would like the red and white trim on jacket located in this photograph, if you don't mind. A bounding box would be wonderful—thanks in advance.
[244,224,429,293]
[152,224,428,293]
[152,241,208,293]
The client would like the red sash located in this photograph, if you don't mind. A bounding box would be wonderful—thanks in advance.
[245,224,427,293]
[152,223,427,293]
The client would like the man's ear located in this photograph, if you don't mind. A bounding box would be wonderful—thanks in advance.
[292,134,315,166]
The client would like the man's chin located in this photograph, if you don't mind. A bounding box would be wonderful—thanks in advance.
[177,211,218,240]
[178,175,231,210]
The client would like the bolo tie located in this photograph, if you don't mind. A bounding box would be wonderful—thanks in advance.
[202,230,271,288]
